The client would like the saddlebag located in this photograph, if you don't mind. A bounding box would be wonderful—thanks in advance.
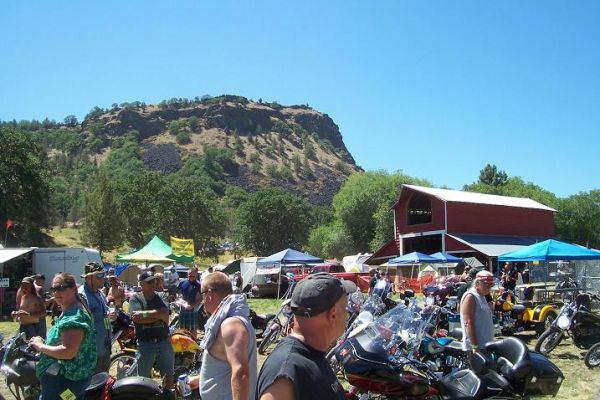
[437,369,483,399]
[520,351,564,396]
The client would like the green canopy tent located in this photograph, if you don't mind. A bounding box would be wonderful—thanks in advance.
[117,235,194,264]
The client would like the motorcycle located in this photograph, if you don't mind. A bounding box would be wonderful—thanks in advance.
[257,299,294,355]
[0,332,177,400]
[495,289,561,336]
[110,301,203,379]
[336,301,564,399]
[422,275,462,308]
[535,292,600,356]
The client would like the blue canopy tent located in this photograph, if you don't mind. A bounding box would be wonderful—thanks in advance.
[387,252,443,290]
[429,252,463,263]
[498,239,600,262]
[388,252,441,264]
[256,248,323,298]
[499,239,600,291]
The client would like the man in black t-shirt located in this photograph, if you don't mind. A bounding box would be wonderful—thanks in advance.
[129,271,175,390]
[257,273,357,400]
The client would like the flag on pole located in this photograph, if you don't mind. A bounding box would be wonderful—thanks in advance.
[5,219,13,230]
[170,236,195,257]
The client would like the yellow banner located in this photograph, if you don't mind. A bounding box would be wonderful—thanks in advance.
[170,236,195,257]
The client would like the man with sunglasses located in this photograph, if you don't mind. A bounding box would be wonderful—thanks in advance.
[460,270,496,353]
[129,271,175,391]
[78,262,114,373]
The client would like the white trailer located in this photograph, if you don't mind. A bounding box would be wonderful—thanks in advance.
[0,247,104,290]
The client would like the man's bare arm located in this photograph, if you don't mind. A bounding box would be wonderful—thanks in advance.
[222,318,252,400]
[259,377,294,400]
[460,294,479,348]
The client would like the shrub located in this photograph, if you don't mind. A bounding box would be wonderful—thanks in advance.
[176,131,191,144]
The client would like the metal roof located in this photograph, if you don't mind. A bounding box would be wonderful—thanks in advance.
[448,233,553,257]
[402,184,557,212]
[0,248,34,264]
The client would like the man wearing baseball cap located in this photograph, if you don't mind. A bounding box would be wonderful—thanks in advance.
[78,261,114,373]
[460,270,495,353]
[257,272,357,400]
[129,271,175,391]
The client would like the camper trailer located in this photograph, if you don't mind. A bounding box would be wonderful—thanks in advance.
[0,247,103,316]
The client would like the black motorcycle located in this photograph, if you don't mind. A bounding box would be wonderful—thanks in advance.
[336,301,564,399]
[0,332,177,400]
[535,292,600,356]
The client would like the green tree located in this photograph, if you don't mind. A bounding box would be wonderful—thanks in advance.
[330,171,431,252]
[236,188,312,255]
[116,172,164,248]
[63,115,78,127]
[478,164,508,187]
[0,127,52,244]
[555,190,600,248]
[307,222,354,259]
[81,173,124,254]
[155,176,225,249]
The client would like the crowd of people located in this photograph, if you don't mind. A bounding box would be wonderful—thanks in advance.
[12,258,520,400]
[9,258,356,400]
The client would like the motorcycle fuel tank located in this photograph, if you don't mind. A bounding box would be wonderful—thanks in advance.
[336,336,433,397]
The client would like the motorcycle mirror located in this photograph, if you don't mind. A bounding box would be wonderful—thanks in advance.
[349,292,363,305]
[356,310,374,325]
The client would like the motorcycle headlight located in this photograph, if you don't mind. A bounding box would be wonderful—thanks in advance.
[426,296,435,306]
[557,315,570,329]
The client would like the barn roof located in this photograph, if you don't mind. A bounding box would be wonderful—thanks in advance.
[399,184,557,212]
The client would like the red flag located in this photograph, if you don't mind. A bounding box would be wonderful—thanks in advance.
[5,219,13,230]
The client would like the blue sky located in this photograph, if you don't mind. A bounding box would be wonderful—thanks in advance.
[1,1,598,198]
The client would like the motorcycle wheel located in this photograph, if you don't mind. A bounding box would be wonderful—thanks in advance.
[258,326,281,355]
[535,329,564,355]
[535,312,557,336]
[110,352,138,379]
[584,342,600,369]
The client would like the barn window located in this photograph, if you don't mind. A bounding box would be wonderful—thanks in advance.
[407,193,432,225]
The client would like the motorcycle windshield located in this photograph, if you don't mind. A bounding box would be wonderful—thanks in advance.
[353,301,428,359]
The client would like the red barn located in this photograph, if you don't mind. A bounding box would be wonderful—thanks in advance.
[369,184,556,269]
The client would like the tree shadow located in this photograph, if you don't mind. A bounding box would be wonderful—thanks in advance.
[555,352,581,361]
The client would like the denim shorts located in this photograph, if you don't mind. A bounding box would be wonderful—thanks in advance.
[39,371,91,400]
[136,338,175,379]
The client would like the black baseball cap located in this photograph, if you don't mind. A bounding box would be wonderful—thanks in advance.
[138,271,156,283]
[291,272,357,317]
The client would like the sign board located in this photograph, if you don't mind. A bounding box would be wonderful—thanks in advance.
[0,278,9,288]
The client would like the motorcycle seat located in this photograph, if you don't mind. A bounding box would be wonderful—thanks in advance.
[484,337,532,380]
[448,328,463,340]
[511,304,526,314]
[257,313,276,320]
[520,301,534,309]
[111,376,164,396]
[86,372,108,394]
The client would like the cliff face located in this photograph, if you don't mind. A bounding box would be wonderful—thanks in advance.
[82,95,361,204]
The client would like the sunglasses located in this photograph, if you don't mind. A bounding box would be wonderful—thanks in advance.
[50,284,73,294]
[94,273,106,279]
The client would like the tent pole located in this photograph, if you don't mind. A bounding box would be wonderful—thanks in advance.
[277,262,281,299]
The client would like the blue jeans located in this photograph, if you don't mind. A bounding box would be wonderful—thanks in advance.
[39,371,91,400]
[136,338,175,379]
